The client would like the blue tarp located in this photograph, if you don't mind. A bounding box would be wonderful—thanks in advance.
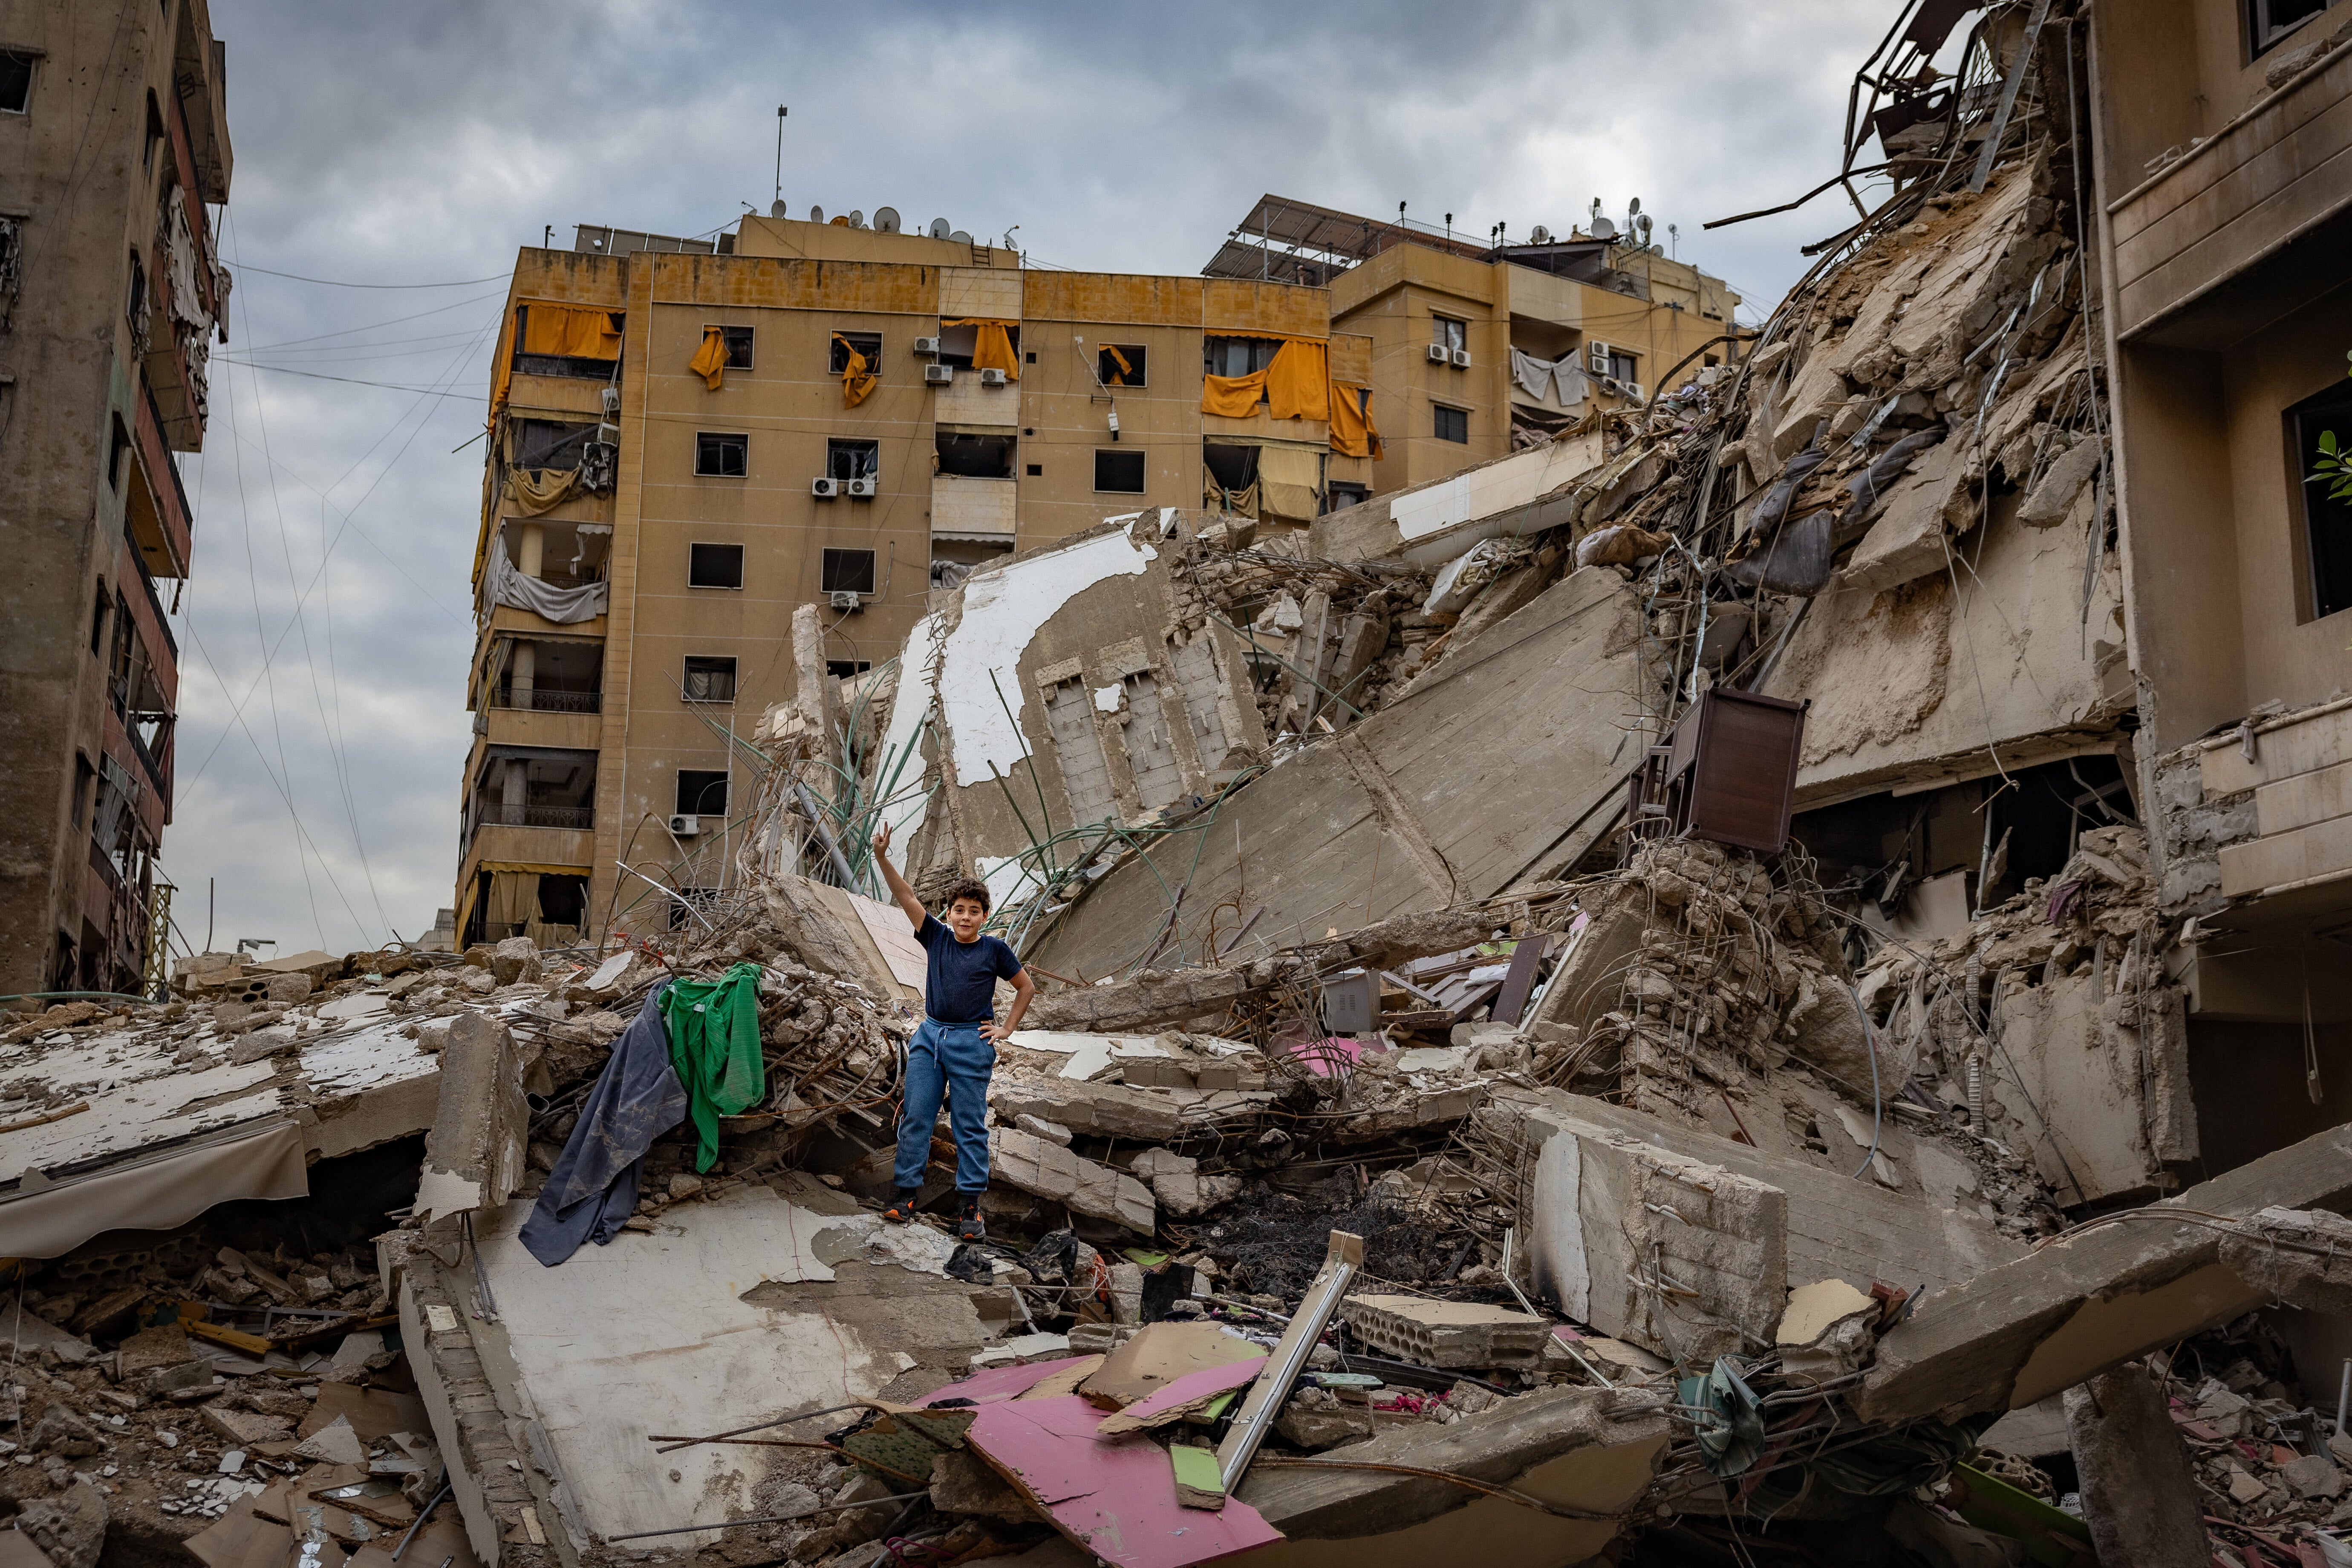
[518,982,689,1266]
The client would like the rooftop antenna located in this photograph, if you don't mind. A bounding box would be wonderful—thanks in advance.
[1668,221,1679,260]
[772,106,788,217]
[1445,212,1452,244]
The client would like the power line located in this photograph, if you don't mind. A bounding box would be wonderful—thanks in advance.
[213,360,488,399]
[242,287,508,352]
[235,263,512,289]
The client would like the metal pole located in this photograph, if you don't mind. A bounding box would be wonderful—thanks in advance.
[2336,1359,2349,1437]
[792,780,860,891]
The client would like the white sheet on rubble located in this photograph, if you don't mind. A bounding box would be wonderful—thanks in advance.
[471,1187,958,1544]
[1006,1030,1172,1081]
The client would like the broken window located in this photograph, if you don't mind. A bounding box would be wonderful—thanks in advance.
[688,542,743,589]
[935,323,1017,371]
[681,655,737,703]
[1433,404,1469,443]
[694,431,747,478]
[0,50,32,115]
[511,305,623,378]
[70,754,92,828]
[1042,676,1119,826]
[125,249,144,329]
[703,324,753,369]
[825,659,872,679]
[822,547,876,596]
[936,431,1015,479]
[1099,344,1147,387]
[2249,0,2333,56]
[825,437,878,483]
[1203,336,1280,378]
[143,90,163,174]
[828,331,882,375]
[1094,449,1146,494]
[514,418,598,471]
[108,414,132,493]
[89,583,108,656]
[2290,376,2352,620]
[1325,482,1367,514]
[1431,316,1467,353]
[1203,443,1258,494]
[1120,672,1187,811]
[675,769,729,817]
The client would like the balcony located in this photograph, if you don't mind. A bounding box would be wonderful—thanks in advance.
[491,685,601,714]
[127,385,194,578]
[475,803,594,831]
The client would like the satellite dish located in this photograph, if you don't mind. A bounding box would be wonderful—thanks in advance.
[809,205,825,223]
[1530,225,1551,244]
[874,207,901,233]
[1589,216,1617,240]
[929,218,950,239]
[848,209,865,228]
[1634,214,1654,242]
[949,229,972,245]
[1629,196,1643,217]
[769,199,787,219]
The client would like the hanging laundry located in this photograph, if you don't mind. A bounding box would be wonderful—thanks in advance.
[660,961,768,1171]
[689,326,728,390]
[517,985,688,1265]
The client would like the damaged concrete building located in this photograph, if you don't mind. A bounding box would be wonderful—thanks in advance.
[17,2,2352,1567]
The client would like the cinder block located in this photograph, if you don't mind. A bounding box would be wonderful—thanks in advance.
[1338,1294,1550,1369]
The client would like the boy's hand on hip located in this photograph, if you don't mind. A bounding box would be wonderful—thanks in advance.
[981,1020,1012,1044]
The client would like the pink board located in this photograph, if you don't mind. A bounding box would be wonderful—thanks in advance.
[921,1356,1098,1408]
[967,1394,1283,1567]
[1285,1036,1362,1079]
[1103,1355,1266,1428]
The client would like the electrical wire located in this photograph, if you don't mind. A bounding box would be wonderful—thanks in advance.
[231,264,511,289]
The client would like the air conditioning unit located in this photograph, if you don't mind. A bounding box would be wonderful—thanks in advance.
[668,814,701,837]
[1426,344,1451,364]
[912,337,941,356]
[978,367,1008,388]
[828,589,863,612]
[811,476,840,499]
[600,386,620,415]
[845,476,877,498]
[1599,376,1626,398]
[923,364,953,386]
[1451,348,1472,369]
[1589,341,1616,373]
[1622,381,1646,403]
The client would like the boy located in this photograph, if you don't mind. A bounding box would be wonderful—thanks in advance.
[872,821,1034,1241]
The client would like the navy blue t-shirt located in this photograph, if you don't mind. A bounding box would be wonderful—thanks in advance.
[917,915,1023,1025]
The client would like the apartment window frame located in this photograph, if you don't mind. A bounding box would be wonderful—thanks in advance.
[828,330,883,376]
[1203,335,1280,380]
[825,437,879,483]
[108,414,133,494]
[1094,448,1147,494]
[510,305,623,380]
[821,546,877,597]
[2290,376,2352,621]
[2248,0,2335,58]
[675,769,730,818]
[514,417,597,471]
[681,655,738,705]
[1596,347,1639,382]
[703,323,754,370]
[1099,344,1148,387]
[1325,482,1368,514]
[142,90,164,174]
[1433,403,1470,444]
[1431,315,1468,353]
[0,48,36,116]
[687,542,744,590]
[694,430,748,478]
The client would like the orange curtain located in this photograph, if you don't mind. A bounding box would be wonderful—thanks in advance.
[1100,344,1133,386]
[689,326,727,390]
[1265,340,1330,422]
[1201,370,1267,419]
[488,309,518,429]
[522,304,622,358]
[835,334,877,408]
[945,318,1021,380]
[1329,383,1379,459]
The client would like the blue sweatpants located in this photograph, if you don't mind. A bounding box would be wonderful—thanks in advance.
[894,1018,995,1193]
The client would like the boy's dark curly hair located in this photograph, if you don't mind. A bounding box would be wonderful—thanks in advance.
[940,878,992,914]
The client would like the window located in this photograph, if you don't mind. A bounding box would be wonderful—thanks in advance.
[936,431,1014,478]
[1094,449,1146,493]
[126,251,145,324]
[71,755,92,827]
[822,547,877,596]
[143,91,163,173]
[1025,463,1043,477]
[1203,444,1258,495]
[2250,0,2333,56]
[828,331,882,375]
[682,655,737,703]
[694,431,747,477]
[675,770,729,817]
[825,438,878,482]
[1434,404,1469,444]
[704,324,753,369]
[826,659,873,679]
[688,542,743,589]
[1203,336,1280,378]
[1595,347,1639,381]
[89,583,109,656]
[514,418,597,470]
[1432,316,1467,353]
[0,49,33,115]
[1099,344,1148,387]
[108,415,132,493]
[1326,483,1368,514]
[511,306,623,378]
[2291,375,2352,619]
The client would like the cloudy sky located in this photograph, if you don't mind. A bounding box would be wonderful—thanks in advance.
[164,0,1908,956]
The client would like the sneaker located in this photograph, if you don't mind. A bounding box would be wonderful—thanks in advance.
[957,1196,985,1242]
[881,1189,920,1224]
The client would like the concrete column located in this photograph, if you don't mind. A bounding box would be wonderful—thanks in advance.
[502,758,528,822]
[2064,1364,2208,1568]
[517,521,545,578]
[509,640,536,708]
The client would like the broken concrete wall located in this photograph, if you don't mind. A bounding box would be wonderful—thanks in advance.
[416,1012,531,1224]
[1027,563,1658,979]
[1307,428,1607,569]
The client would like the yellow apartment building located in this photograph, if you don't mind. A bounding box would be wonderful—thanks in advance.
[1204,195,1745,497]
[458,211,1375,947]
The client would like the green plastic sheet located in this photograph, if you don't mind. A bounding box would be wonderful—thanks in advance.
[658,962,767,1172]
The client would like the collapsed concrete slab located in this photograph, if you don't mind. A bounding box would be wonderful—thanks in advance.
[2065,1365,2209,1568]
[1855,1119,2352,1425]
[1486,1087,2025,1361]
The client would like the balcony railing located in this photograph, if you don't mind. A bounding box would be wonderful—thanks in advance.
[475,803,594,831]
[491,686,602,714]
